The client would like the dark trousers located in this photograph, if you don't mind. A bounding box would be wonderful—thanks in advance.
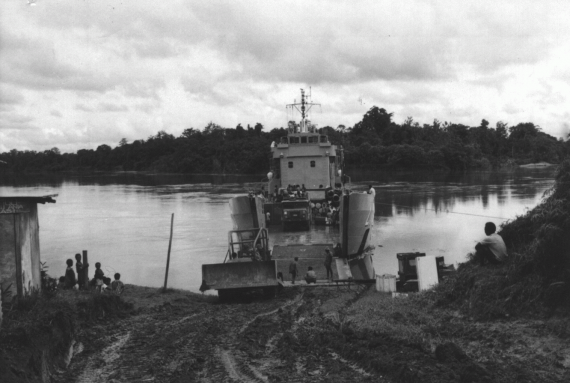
[325,264,333,280]
[475,245,500,266]
[290,271,297,283]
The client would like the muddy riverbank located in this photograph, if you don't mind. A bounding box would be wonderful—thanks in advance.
[3,284,568,383]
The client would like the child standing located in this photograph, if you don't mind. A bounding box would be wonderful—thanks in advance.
[111,273,124,295]
[75,253,87,290]
[57,276,66,290]
[94,262,105,292]
[64,259,76,289]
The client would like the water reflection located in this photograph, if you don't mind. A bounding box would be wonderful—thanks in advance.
[0,167,557,292]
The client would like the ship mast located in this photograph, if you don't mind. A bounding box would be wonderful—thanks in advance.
[286,88,320,133]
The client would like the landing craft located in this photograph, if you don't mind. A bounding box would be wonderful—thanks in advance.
[201,90,376,297]
[264,89,344,229]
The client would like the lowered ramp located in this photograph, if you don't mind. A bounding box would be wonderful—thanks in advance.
[202,261,278,290]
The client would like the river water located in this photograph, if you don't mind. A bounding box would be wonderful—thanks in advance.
[0,167,557,292]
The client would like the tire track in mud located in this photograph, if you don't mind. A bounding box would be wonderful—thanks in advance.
[75,332,132,383]
[213,292,305,383]
[67,289,387,382]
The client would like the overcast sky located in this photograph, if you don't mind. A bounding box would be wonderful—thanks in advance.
[1,0,569,153]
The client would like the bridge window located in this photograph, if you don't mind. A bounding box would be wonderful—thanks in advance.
[320,135,327,143]
[301,136,307,144]
[310,161,315,167]
[288,162,293,168]
[309,136,318,143]
[289,137,300,144]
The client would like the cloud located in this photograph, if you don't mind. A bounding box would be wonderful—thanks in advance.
[0,111,38,133]
[1,0,569,153]
[75,104,93,112]
[98,103,129,112]
[0,85,25,105]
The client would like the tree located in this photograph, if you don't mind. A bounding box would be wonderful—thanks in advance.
[96,144,111,153]
[119,138,128,147]
[181,128,199,138]
[254,122,264,137]
[235,124,245,138]
[352,106,393,136]
[403,117,414,127]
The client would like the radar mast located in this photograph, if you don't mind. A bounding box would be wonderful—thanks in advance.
[286,88,320,133]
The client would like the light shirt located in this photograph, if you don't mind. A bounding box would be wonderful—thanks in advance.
[480,233,508,261]
[368,187,376,197]
[306,270,316,278]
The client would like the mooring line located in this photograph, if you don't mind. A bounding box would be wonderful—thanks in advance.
[375,202,511,220]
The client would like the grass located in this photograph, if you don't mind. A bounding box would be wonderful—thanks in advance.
[0,289,135,382]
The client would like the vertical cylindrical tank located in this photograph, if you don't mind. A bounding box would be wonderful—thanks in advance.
[229,196,266,230]
[340,193,374,256]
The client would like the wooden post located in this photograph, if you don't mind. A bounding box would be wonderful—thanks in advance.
[82,250,89,289]
[163,213,174,290]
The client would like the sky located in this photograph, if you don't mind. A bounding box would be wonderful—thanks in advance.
[1,0,569,153]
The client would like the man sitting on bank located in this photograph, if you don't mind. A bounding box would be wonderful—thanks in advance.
[475,222,508,265]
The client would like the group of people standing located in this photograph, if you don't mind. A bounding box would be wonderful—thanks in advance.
[271,184,308,202]
[59,254,124,294]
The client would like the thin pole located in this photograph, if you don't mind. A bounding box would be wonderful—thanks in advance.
[163,213,174,290]
[82,250,89,289]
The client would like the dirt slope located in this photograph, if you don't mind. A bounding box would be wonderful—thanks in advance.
[59,286,382,382]
[54,285,569,383]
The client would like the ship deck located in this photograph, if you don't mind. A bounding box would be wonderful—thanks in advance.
[271,243,339,282]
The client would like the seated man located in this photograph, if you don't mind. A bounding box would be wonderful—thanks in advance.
[304,266,317,284]
[475,222,508,265]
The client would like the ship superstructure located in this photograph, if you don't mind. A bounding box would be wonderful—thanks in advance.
[268,89,342,194]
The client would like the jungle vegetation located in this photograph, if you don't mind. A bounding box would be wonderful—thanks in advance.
[1,107,569,173]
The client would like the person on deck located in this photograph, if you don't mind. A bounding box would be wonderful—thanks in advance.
[475,222,508,265]
[64,259,76,289]
[333,243,343,259]
[368,184,376,197]
[305,266,317,284]
[324,248,333,281]
[289,257,299,284]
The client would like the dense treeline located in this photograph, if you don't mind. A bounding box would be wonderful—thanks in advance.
[1,107,569,174]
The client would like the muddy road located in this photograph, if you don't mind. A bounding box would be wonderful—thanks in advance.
[56,285,570,383]
[61,286,384,383]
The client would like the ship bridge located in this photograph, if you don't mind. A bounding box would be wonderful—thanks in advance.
[267,88,342,194]
[270,131,339,191]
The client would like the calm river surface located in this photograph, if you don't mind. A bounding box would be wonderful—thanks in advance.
[0,168,557,292]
